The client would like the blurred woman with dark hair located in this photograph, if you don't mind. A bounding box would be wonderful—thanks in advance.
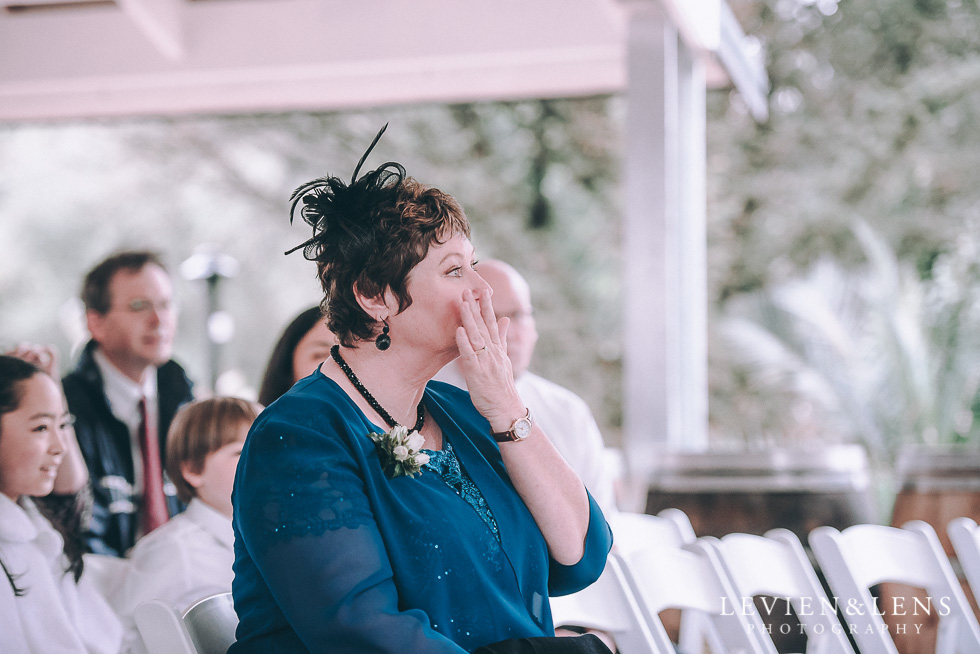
[257,306,336,407]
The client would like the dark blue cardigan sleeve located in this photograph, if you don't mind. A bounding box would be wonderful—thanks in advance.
[547,492,613,597]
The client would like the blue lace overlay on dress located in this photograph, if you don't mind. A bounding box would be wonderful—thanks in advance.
[423,440,501,542]
[259,426,373,548]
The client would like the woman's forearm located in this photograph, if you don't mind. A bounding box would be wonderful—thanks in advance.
[496,423,591,565]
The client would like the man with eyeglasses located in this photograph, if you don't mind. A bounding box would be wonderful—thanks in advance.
[435,259,617,517]
[63,250,194,557]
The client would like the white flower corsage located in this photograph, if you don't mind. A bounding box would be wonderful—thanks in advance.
[368,424,430,479]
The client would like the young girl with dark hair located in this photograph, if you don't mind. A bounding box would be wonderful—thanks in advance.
[0,354,122,653]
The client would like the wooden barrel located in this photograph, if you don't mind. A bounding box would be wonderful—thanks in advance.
[889,445,980,551]
[644,445,876,653]
[882,445,980,654]
[644,445,877,541]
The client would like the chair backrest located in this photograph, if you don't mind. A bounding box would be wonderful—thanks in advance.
[948,517,980,605]
[134,592,238,654]
[810,521,980,654]
[654,507,698,543]
[133,599,198,654]
[603,509,703,652]
[607,509,696,558]
[706,529,854,654]
[617,542,767,654]
[550,555,663,654]
[182,592,239,654]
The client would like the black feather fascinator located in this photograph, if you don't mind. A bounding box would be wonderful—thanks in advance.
[285,123,406,261]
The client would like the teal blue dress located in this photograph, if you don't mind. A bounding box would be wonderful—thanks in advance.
[229,370,612,654]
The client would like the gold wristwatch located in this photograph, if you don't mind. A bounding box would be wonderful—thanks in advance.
[491,408,533,442]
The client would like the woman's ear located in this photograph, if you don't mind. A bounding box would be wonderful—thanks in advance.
[353,282,393,320]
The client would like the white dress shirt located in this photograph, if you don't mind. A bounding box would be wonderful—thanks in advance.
[0,494,123,654]
[112,499,235,654]
[433,365,617,515]
[92,348,158,498]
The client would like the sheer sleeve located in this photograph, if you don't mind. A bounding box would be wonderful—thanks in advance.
[546,493,613,598]
[231,402,467,654]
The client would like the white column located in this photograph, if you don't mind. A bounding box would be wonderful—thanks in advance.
[620,1,709,504]
[621,3,678,486]
[676,34,709,453]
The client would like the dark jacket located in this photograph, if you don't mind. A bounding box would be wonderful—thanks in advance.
[62,340,194,557]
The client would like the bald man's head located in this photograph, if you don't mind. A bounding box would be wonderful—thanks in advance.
[478,259,538,378]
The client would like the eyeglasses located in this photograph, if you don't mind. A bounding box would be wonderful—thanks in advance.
[112,298,174,314]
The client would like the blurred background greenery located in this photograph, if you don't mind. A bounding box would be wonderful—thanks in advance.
[0,101,626,435]
[3,0,980,474]
[708,0,980,467]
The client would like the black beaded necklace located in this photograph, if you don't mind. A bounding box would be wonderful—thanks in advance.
[331,345,425,432]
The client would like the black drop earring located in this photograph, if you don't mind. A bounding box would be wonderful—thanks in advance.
[375,318,391,351]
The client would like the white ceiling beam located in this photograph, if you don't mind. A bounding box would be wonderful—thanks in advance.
[117,0,185,61]
[0,0,765,123]
[0,0,627,121]
[0,46,627,120]
[0,0,100,5]
[622,0,767,121]
[659,0,721,52]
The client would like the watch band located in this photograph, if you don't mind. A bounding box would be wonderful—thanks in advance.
[491,408,532,442]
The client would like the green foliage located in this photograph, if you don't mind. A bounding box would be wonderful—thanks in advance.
[0,99,623,437]
[709,0,980,455]
[718,220,980,463]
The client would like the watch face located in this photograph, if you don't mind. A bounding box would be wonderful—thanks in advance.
[514,417,532,440]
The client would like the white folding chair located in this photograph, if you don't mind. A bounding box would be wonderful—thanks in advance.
[551,510,697,653]
[811,521,980,654]
[134,599,197,654]
[183,592,239,654]
[617,542,767,654]
[608,508,696,557]
[135,592,238,654]
[948,517,980,605]
[704,529,854,653]
[550,555,662,654]
[608,509,706,647]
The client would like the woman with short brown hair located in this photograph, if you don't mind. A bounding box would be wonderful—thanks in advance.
[230,126,612,654]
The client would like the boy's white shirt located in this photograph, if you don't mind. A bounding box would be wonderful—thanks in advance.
[113,498,235,654]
